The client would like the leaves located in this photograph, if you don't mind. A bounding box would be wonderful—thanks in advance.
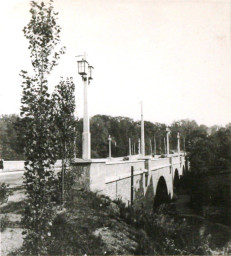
[19,1,76,255]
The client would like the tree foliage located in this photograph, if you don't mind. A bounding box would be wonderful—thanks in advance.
[20,1,75,254]
[0,114,25,160]
[52,78,76,201]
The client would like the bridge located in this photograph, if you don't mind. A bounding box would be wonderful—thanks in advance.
[1,57,188,210]
[72,56,188,210]
[71,153,187,210]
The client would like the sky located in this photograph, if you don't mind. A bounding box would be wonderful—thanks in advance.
[0,0,231,126]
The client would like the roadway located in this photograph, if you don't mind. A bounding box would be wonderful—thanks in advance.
[0,170,24,187]
[0,162,62,187]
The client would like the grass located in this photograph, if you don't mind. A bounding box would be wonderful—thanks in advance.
[46,190,141,255]
[0,215,10,232]
[0,200,26,214]
[4,186,231,255]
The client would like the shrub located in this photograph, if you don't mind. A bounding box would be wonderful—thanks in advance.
[0,183,10,205]
[0,215,10,232]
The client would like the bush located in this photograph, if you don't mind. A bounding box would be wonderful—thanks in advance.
[0,183,10,205]
[0,215,10,232]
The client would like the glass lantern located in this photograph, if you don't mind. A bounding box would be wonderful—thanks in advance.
[88,65,94,80]
[77,59,88,75]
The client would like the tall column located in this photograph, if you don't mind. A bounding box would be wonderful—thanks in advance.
[108,135,112,158]
[138,138,141,155]
[82,76,91,159]
[141,101,145,156]
[177,132,180,155]
[164,137,167,154]
[129,138,132,156]
[166,129,170,156]
[150,139,152,155]
[153,135,156,155]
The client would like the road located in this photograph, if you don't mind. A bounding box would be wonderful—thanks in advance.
[0,165,62,187]
[0,171,24,187]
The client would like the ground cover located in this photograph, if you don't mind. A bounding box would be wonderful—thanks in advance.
[2,186,231,255]
[0,187,26,256]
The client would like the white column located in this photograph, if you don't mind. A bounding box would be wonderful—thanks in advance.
[150,139,152,155]
[129,138,131,156]
[177,132,180,155]
[82,76,91,159]
[141,101,145,156]
[153,136,156,155]
[138,138,141,155]
[166,130,170,156]
[164,137,167,154]
[108,135,112,158]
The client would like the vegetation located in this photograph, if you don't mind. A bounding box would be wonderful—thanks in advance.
[19,0,75,254]
[0,183,11,205]
[0,114,25,160]
[6,188,231,255]
[2,114,231,172]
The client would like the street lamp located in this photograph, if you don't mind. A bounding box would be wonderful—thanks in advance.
[108,135,112,158]
[140,101,145,157]
[177,132,181,155]
[77,59,88,76]
[77,54,94,160]
[166,127,170,156]
[88,65,94,80]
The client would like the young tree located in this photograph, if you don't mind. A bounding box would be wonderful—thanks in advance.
[20,1,69,254]
[52,77,76,201]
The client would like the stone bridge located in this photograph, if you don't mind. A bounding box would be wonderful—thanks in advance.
[71,153,187,210]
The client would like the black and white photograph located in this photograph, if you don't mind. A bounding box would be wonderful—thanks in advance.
[1,0,231,255]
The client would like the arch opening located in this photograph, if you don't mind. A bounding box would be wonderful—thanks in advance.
[173,169,180,194]
[154,176,169,208]
[182,165,186,176]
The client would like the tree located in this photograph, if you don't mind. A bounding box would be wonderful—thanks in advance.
[0,114,25,160]
[20,1,68,254]
[52,78,76,201]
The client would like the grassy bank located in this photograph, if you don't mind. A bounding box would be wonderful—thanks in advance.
[2,187,231,255]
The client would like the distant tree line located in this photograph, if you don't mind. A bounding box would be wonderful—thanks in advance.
[1,113,231,174]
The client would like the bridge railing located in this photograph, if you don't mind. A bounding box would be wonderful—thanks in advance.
[149,158,170,171]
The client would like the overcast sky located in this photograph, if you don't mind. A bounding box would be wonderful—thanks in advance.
[1,0,231,126]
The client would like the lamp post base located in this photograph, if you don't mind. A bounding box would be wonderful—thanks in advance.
[82,132,91,160]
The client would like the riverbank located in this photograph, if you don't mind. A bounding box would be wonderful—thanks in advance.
[2,187,231,255]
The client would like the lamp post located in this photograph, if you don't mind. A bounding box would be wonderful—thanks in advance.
[177,132,181,155]
[108,135,112,158]
[140,101,145,156]
[77,54,94,160]
[138,138,141,155]
[150,139,152,155]
[129,138,132,156]
[166,127,170,156]
[164,137,167,155]
[153,135,156,155]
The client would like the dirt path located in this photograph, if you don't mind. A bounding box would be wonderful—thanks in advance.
[0,188,25,256]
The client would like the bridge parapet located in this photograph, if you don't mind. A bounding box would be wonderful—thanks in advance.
[71,154,187,209]
[149,158,171,171]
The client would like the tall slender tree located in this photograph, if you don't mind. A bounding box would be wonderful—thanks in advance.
[20,1,68,254]
[52,78,76,201]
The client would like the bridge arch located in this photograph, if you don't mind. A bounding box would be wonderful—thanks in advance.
[173,169,180,194]
[154,176,169,207]
[182,165,186,175]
